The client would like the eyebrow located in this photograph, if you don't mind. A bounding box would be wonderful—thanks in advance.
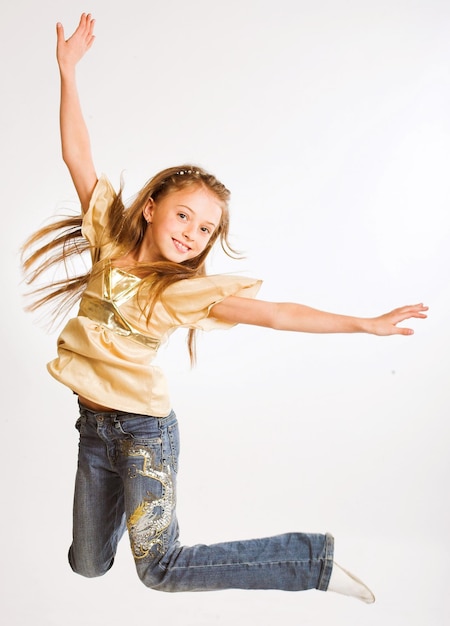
[177,204,218,229]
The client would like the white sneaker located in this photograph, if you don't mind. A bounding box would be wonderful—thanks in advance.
[327,562,375,604]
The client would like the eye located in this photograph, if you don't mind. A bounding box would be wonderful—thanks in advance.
[200,226,211,234]
[177,212,188,220]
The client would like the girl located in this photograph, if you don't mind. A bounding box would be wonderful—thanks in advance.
[23,13,427,602]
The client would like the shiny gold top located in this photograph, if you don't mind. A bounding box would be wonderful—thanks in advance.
[47,175,262,416]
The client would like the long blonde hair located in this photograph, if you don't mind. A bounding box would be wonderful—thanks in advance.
[22,165,240,362]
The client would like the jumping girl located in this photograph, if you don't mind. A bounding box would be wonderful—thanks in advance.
[22,13,427,603]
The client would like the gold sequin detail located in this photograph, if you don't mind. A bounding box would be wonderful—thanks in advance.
[126,445,175,559]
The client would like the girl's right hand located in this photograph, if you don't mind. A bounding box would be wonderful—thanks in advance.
[56,13,96,73]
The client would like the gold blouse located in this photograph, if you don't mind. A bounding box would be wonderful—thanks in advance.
[47,175,262,416]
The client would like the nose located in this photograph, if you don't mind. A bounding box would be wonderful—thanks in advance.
[182,227,194,241]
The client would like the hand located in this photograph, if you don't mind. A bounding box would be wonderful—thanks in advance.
[369,303,428,336]
[56,13,96,73]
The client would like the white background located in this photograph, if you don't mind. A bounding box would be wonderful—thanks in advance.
[2,0,449,624]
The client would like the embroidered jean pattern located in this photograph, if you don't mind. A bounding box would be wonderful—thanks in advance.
[125,441,175,559]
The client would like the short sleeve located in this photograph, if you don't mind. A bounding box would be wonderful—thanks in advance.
[81,174,117,261]
[161,274,263,331]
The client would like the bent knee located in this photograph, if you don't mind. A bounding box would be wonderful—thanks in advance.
[135,559,176,592]
[68,547,114,579]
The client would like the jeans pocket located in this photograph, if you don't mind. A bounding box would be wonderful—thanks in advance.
[116,415,160,442]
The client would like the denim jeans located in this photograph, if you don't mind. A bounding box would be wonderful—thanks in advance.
[69,404,334,592]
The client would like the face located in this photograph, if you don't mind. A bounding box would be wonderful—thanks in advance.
[142,185,222,263]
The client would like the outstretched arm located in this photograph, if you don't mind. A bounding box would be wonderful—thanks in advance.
[56,13,97,212]
[210,297,428,336]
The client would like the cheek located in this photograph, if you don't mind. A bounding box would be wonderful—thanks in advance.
[154,216,175,235]
[199,235,215,254]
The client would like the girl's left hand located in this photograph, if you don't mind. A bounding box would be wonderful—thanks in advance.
[369,303,428,336]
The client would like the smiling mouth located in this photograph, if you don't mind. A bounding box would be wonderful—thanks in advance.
[172,238,191,253]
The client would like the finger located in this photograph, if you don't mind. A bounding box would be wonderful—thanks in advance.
[86,18,96,48]
[401,310,428,322]
[395,313,427,325]
[403,303,428,313]
[56,22,65,43]
[81,13,95,33]
[392,304,428,322]
[85,35,96,52]
[80,13,95,46]
[396,327,414,336]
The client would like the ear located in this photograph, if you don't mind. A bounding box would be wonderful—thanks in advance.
[143,198,155,223]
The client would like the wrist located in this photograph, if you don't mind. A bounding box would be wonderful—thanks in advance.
[58,61,77,80]
[358,317,375,334]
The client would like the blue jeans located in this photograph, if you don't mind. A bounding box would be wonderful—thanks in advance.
[69,404,334,592]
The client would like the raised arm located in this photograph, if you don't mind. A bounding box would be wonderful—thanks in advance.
[56,13,97,212]
[210,297,428,336]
